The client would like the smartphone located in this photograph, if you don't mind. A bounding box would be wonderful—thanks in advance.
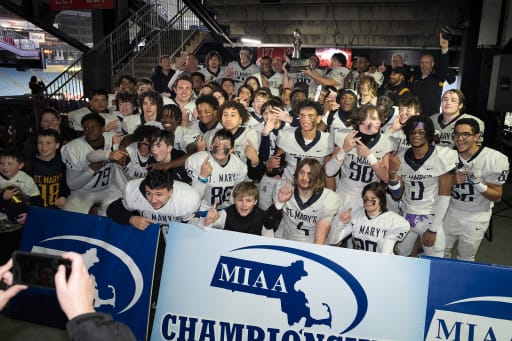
[12,251,71,289]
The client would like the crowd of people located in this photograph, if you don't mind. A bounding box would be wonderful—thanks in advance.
[0,31,509,269]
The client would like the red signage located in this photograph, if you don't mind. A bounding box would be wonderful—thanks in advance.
[50,0,115,11]
[315,48,352,69]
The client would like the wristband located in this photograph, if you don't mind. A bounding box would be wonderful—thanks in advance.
[388,181,401,191]
[198,176,208,183]
[366,153,378,166]
[473,182,488,193]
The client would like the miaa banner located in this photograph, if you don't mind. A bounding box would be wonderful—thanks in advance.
[16,206,159,341]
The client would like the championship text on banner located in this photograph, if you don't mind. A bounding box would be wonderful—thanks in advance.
[15,206,159,341]
[151,223,430,341]
[424,256,512,341]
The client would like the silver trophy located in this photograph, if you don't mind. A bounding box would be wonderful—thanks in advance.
[292,28,303,59]
[289,28,309,72]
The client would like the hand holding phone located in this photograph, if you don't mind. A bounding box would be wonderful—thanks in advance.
[12,251,71,290]
[54,252,95,320]
[0,259,27,310]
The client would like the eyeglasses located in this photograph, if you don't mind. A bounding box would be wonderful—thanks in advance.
[452,132,475,139]
[363,199,377,204]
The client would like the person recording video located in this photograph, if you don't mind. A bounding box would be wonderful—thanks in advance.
[0,252,135,341]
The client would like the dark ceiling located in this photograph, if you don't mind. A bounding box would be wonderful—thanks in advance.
[203,0,471,49]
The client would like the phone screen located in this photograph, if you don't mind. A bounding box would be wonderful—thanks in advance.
[12,251,71,289]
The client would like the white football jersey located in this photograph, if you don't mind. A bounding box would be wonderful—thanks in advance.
[288,67,324,99]
[61,132,118,192]
[386,129,410,154]
[173,125,190,152]
[199,67,226,84]
[227,61,260,90]
[244,110,265,134]
[277,127,334,181]
[334,208,410,253]
[122,178,200,223]
[169,99,196,126]
[67,106,91,132]
[206,126,260,163]
[430,113,485,148]
[122,142,150,180]
[322,110,353,134]
[251,72,283,96]
[276,188,341,244]
[121,114,163,135]
[185,151,248,211]
[185,121,223,148]
[398,145,458,215]
[334,131,397,197]
[324,66,350,89]
[450,146,509,212]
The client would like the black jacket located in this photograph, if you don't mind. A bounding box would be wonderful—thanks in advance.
[151,66,175,94]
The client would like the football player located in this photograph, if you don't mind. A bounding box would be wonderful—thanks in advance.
[61,113,126,216]
[185,129,248,216]
[329,182,409,254]
[325,104,396,210]
[388,115,458,257]
[270,100,334,187]
[106,169,200,236]
[225,47,260,92]
[272,158,341,244]
[430,89,484,147]
[444,118,509,261]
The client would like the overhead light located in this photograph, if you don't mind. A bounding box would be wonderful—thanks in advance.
[240,38,262,45]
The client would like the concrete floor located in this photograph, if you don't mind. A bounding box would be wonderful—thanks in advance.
[1,184,511,340]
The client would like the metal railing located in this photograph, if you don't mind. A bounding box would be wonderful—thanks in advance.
[45,59,84,101]
[115,3,203,79]
[45,0,203,106]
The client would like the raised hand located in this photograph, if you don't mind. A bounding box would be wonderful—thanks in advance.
[440,32,449,50]
[200,156,213,178]
[266,149,283,170]
[343,130,359,152]
[204,201,220,226]
[277,179,293,204]
[339,207,352,224]
[104,120,119,132]
[388,150,401,174]
[272,106,292,123]
[390,114,402,132]
[245,140,259,166]
[355,138,371,158]
[196,134,207,152]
